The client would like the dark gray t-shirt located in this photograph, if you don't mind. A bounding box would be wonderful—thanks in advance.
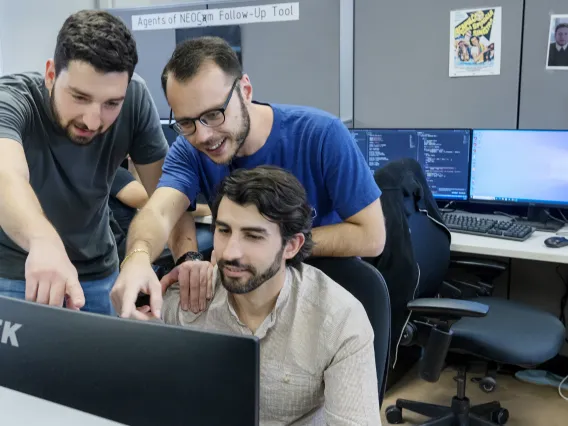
[0,72,168,281]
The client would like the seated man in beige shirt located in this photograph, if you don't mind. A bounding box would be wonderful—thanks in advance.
[130,165,381,425]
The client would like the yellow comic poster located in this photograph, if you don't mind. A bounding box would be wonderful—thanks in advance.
[450,7,502,77]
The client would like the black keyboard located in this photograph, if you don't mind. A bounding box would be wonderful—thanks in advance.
[442,213,535,242]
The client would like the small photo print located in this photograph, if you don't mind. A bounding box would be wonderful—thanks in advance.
[546,15,568,70]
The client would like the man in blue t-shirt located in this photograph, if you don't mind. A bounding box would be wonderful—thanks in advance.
[111,36,386,319]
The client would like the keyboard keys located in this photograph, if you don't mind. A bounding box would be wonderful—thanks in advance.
[442,213,534,242]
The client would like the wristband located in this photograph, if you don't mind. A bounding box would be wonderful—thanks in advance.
[175,250,204,267]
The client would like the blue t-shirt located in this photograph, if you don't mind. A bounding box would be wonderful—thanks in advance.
[157,103,381,227]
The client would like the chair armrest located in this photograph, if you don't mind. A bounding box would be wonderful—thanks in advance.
[449,278,493,297]
[407,298,489,319]
[405,298,489,383]
[450,258,507,272]
[438,280,463,298]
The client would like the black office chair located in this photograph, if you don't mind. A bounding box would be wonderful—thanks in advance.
[304,256,391,407]
[384,196,566,425]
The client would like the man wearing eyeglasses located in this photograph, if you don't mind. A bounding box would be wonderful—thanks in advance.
[111,36,386,319]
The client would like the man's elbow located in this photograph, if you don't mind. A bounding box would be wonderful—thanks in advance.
[362,221,385,257]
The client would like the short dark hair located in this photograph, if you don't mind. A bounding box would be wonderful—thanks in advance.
[556,23,568,33]
[54,10,138,80]
[161,36,242,96]
[211,166,314,267]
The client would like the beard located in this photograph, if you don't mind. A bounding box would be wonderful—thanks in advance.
[217,245,284,295]
[208,88,251,166]
[50,82,101,146]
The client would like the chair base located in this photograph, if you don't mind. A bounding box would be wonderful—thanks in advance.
[385,368,509,425]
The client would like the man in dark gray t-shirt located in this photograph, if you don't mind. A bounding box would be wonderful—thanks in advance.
[0,10,168,315]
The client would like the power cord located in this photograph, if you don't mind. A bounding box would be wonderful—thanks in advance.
[493,211,516,220]
[560,375,568,402]
[440,201,456,213]
[545,210,567,225]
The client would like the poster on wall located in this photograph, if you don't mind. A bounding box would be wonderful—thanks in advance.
[546,15,568,70]
[449,7,502,77]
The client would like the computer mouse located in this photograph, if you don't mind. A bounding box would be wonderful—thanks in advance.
[544,236,568,248]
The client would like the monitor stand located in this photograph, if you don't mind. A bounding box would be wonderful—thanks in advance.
[515,207,564,232]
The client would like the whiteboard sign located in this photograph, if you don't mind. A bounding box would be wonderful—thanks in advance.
[131,2,299,31]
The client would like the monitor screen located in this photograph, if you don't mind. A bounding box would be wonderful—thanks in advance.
[350,128,471,200]
[469,129,568,207]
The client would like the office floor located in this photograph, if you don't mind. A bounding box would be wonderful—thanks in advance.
[381,366,568,425]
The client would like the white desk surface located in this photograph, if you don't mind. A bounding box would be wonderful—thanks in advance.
[450,226,568,264]
[0,386,124,425]
[198,213,568,264]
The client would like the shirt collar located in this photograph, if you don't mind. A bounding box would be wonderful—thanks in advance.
[225,267,292,338]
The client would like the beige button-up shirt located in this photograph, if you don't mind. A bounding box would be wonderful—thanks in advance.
[162,263,382,425]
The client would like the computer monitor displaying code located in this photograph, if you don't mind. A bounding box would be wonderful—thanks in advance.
[350,128,471,200]
[469,129,568,207]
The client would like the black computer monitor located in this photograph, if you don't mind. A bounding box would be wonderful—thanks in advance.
[0,296,260,426]
[350,128,471,201]
[469,129,568,229]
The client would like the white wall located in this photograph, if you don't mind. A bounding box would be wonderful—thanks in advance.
[0,0,96,74]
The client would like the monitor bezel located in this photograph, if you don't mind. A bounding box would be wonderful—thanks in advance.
[468,128,568,209]
[349,127,472,202]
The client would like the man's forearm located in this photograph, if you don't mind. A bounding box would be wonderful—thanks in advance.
[126,208,173,262]
[0,173,62,251]
[167,212,199,263]
[311,222,384,258]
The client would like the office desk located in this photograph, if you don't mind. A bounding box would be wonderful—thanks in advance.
[450,226,568,265]
[0,386,123,425]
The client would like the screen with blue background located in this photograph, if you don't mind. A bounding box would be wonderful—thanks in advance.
[470,130,568,206]
[350,129,471,200]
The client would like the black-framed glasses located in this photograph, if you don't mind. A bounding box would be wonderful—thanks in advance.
[169,78,239,136]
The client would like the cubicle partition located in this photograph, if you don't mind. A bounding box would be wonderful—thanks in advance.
[518,0,568,129]
[353,0,524,129]
[108,0,352,122]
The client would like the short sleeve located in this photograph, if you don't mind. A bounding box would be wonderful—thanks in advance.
[0,89,30,144]
[321,119,381,219]
[110,167,136,197]
[157,136,202,205]
[127,76,169,165]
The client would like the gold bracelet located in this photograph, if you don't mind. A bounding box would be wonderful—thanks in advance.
[120,248,150,270]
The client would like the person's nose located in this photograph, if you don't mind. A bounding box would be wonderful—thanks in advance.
[82,104,102,131]
[194,122,216,145]
[221,235,243,262]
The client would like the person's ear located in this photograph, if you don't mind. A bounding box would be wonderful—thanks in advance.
[282,233,305,262]
[239,74,253,103]
[44,59,56,93]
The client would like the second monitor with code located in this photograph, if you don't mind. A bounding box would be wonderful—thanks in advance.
[350,128,471,201]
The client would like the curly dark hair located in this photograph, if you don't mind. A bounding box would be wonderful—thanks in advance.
[211,166,314,268]
[54,10,138,80]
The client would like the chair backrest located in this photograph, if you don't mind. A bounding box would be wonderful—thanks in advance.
[304,256,391,406]
[407,210,451,299]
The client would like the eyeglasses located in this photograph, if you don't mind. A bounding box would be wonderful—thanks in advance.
[169,78,239,137]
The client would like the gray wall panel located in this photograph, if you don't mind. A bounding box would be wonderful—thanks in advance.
[354,0,523,129]
[518,1,568,129]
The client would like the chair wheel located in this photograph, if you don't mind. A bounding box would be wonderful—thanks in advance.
[479,376,497,393]
[491,408,509,425]
[385,405,403,424]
